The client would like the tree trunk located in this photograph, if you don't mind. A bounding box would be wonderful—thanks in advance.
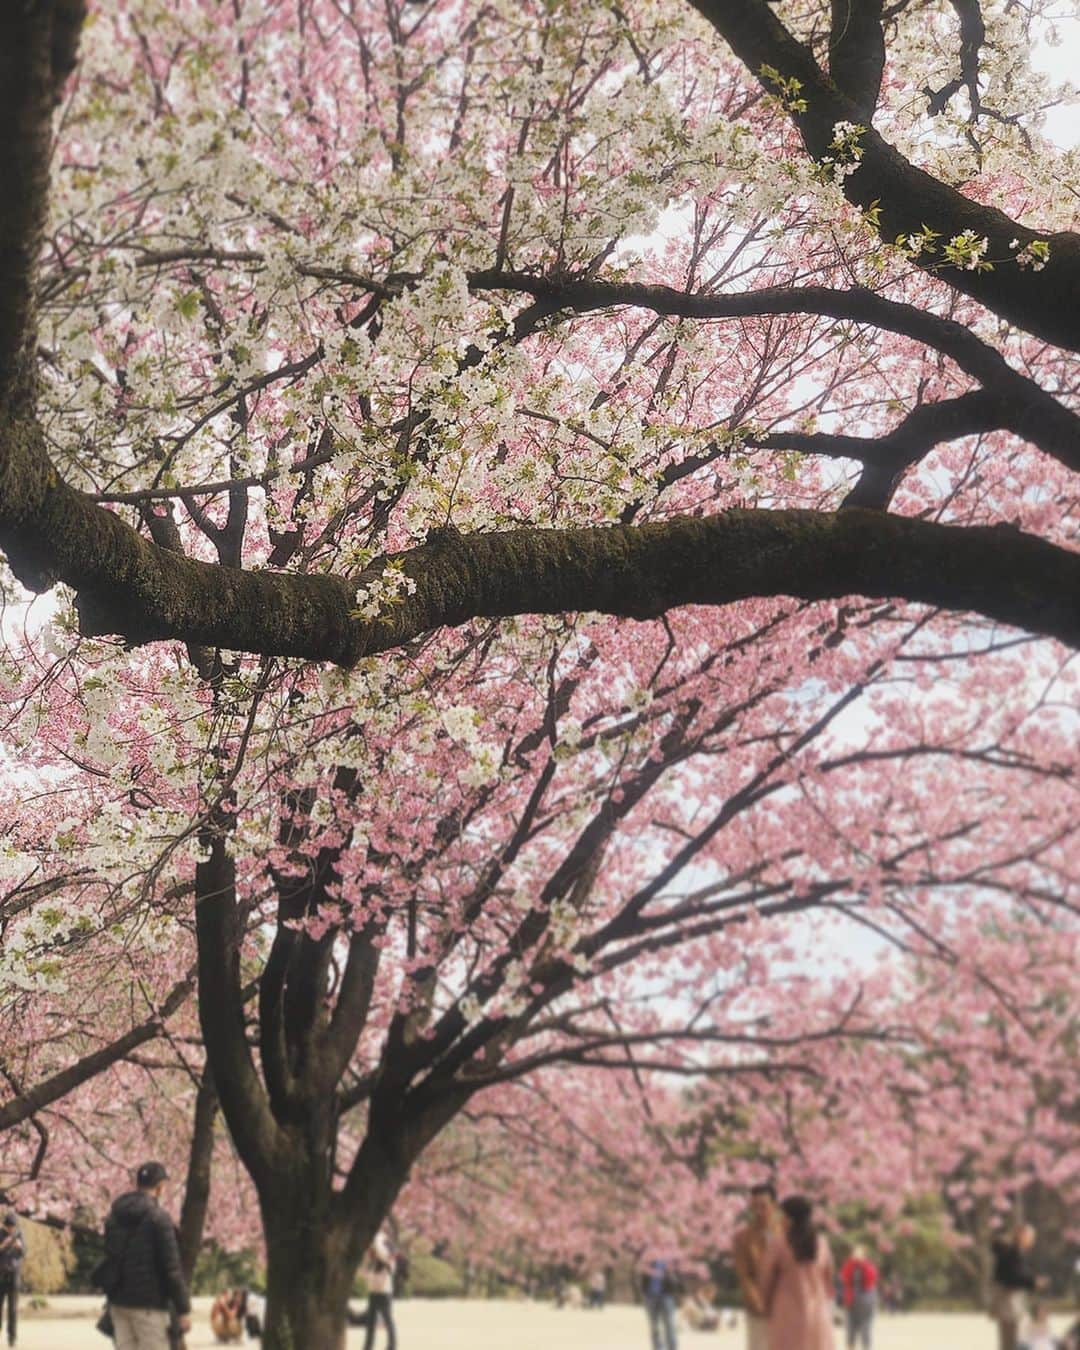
[178,1072,218,1283]
[261,1197,356,1350]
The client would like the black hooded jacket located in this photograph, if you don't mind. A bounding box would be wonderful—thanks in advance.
[103,1191,190,1314]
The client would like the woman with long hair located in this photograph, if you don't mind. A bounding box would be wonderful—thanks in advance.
[759,1196,836,1350]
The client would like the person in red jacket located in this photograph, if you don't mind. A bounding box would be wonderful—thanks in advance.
[839,1246,878,1350]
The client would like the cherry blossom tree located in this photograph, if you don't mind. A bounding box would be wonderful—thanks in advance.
[396,916,1078,1285]
[0,1,1078,1346]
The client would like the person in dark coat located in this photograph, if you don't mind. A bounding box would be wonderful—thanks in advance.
[101,1162,191,1350]
[0,1213,23,1348]
[990,1223,1044,1350]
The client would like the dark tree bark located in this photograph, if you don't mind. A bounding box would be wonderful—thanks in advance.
[177,1072,219,1285]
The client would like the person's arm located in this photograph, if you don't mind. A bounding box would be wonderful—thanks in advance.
[759,1239,781,1316]
[821,1244,835,1300]
[734,1233,765,1316]
[154,1214,191,1316]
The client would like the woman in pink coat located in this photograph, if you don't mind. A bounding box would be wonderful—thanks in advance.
[760,1196,836,1350]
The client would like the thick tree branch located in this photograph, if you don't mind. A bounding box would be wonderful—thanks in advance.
[684,0,1080,350]
[0,976,191,1132]
[0,4,86,409]
[829,0,886,120]
[924,0,986,116]
[196,829,285,1185]
[2,421,1080,660]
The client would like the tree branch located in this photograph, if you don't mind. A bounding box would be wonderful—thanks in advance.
[471,272,1080,472]
[829,0,886,120]
[4,425,1080,662]
[0,975,191,1133]
[680,390,1005,510]
[0,3,87,409]
[684,0,1080,350]
[195,829,285,1185]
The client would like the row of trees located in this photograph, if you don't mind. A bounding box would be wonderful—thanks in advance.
[1,0,1077,1345]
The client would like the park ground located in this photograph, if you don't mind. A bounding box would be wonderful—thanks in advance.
[14,1296,1076,1348]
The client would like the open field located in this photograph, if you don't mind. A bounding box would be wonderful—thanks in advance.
[14,1296,1075,1349]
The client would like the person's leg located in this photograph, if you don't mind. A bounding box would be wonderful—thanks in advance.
[996,1316,1018,1350]
[0,1279,11,1347]
[661,1294,678,1350]
[846,1307,856,1349]
[111,1307,140,1350]
[382,1296,397,1350]
[363,1296,378,1350]
[129,1307,171,1350]
[646,1299,663,1350]
[746,1313,768,1350]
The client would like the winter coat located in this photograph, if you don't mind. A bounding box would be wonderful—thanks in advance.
[103,1191,191,1314]
[992,1240,1038,1292]
[0,1225,23,1281]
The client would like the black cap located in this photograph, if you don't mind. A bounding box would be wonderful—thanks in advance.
[136,1162,168,1189]
[2,1212,15,1226]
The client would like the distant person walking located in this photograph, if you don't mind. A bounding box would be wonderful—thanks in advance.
[760,1196,836,1350]
[991,1223,1044,1350]
[840,1246,878,1349]
[98,1161,191,1350]
[641,1258,679,1350]
[0,1212,23,1348]
[363,1227,397,1350]
[587,1268,607,1309]
[734,1182,781,1350]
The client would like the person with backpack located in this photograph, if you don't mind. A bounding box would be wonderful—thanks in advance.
[97,1161,191,1350]
[839,1246,878,1349]
[0,1212,24,1348]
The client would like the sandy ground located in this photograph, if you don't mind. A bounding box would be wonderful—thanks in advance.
[12,1295,1074,1349]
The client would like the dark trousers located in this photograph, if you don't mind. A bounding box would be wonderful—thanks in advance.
[363,1293,396,1350]
[645,1293,677,1350]
[0,1276,16,1346]
[847,1303,874,1350]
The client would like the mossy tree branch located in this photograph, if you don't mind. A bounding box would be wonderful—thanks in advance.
[3,430,1079,660]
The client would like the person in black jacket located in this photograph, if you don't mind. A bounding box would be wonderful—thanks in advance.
[990,1223,1045,1350]
[102,1162,191,1350]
